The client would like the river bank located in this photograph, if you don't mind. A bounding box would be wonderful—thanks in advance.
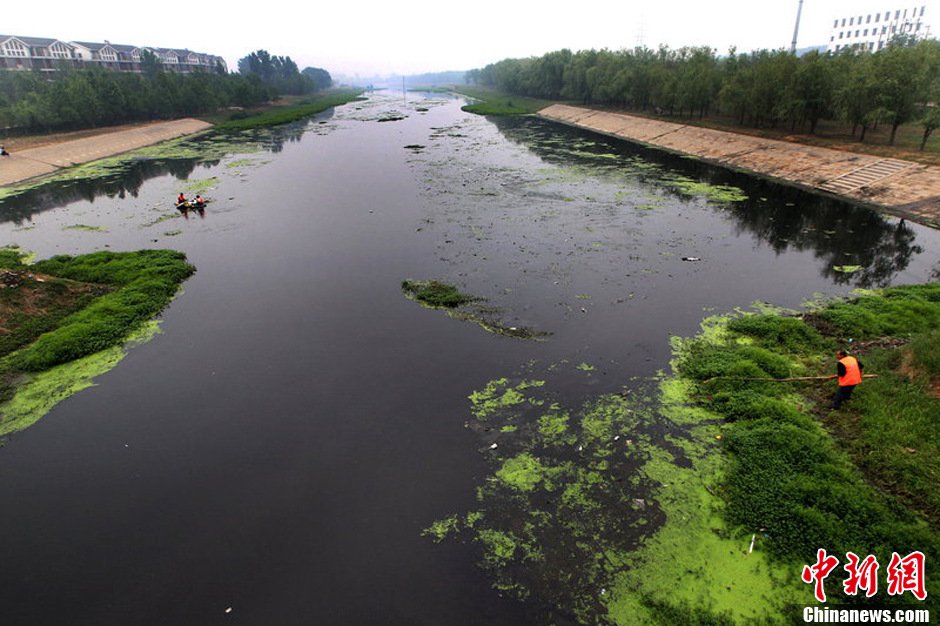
[0,91,364,189]
[0,248,195,437]
[1,91,938,624]
[0,119,213,187]
[539,104,940,227]
[433,286,940,623]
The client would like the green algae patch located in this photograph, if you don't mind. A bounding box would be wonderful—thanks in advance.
[0,321,161,437]
[430,287,940,623]
[182,177,218,193]
[604,379,801,624]
[496,453,548,491]
[142,213,180,228]
[663,175,748,203]
[63,224,108,232]
[422,514,460,542]
[432,372,665,622]
[468,378,544,420]
[402,279,550,340]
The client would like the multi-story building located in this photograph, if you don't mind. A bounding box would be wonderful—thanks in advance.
[0,35,227,73]
[827,3,937,52]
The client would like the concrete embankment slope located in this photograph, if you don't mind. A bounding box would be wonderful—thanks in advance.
[0,118,213,187]
[539,104,940,224]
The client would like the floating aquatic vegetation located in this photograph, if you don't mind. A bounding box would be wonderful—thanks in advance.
[0,321,161,438]
[401,279,472,308]
[428,371,666,621]
[63,224,107,232]
[224,158,265,169]
[662,175,748,203]
[401,279,549,340]
[182,177,218,193]
[141,213,180,228]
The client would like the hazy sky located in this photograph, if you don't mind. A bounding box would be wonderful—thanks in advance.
[5,1,936,77]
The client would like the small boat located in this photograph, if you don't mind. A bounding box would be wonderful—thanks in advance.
[176,200,207,211]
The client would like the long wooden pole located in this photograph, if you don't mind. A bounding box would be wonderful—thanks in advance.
[703,374,878,384]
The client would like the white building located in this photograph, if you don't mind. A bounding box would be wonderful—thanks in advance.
[827,2,937,52]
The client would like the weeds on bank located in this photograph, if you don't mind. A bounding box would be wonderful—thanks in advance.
[215,90,365,130]
[454,87,552,116]
[675,286,940,608]
[0,249,194,414]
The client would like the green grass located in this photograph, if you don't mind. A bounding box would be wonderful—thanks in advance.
[452,86,554,116]
[0,249,194,434]
[214,90,365,130]
[673,291,940,609]
[825,335,940,527]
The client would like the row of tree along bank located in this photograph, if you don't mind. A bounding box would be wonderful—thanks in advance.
[0,49,333,134]
[466,39,940,149]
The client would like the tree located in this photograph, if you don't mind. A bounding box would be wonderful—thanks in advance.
[301,67,332,91]
[920,107,940,151]
[140,49,162,79]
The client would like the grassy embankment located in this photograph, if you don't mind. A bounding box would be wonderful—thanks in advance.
[429,285,940,623]
[0,248,194,436]
[630,286,940,619]
[211,89,365,130]
[452,86,555,116]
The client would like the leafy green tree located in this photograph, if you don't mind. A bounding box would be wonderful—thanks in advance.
[301,67,332,91]
[919,107,940,150]
[140,49,162,79]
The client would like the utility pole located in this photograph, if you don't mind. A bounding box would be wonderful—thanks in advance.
[791,0,805,53]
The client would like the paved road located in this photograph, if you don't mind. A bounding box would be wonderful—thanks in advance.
[540,104,940,225]
[0,119,213,187]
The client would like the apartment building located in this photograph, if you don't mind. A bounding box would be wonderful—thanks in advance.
[827,2,937,52]
[0,35,227,73]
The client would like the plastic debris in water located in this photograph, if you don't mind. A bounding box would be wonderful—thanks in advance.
[682,256,701,262]
[489,443,498,449]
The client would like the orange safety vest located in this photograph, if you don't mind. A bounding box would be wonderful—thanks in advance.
[838,356,862,387]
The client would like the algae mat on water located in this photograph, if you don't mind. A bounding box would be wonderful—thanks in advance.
[429,291,940,623]
[0,322,161,437]
[426,362,799,624]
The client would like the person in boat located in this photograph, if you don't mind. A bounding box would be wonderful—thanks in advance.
[176,193,187,208]
[194,194,205,208]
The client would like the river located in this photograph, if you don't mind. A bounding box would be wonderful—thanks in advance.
[0,91,937,625]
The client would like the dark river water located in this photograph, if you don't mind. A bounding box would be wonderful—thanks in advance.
[1,92,938,625]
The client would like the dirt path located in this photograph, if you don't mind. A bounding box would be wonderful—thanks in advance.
[540,104,940,225]
[0,119,213,187]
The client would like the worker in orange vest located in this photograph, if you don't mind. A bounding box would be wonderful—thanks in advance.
[831,349,864,409]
